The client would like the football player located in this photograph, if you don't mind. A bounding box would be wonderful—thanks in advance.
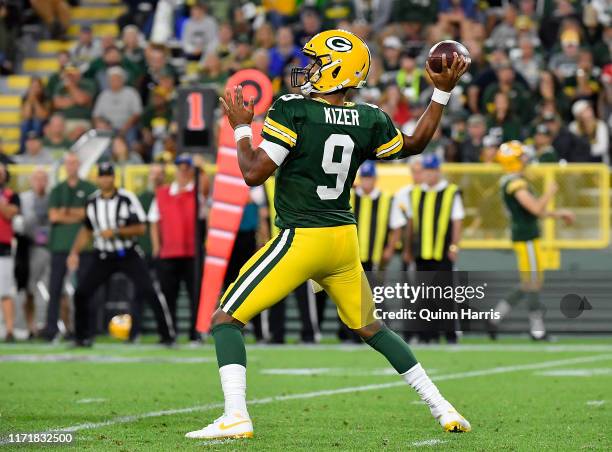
[186,29,470,440]
[489,141,574,340]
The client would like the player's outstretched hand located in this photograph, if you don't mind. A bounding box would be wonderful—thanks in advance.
[558,208,575,226]
[425,52,470,92]
[220,85,255,129]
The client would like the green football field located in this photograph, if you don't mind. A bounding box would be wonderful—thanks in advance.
[1,337,611,451]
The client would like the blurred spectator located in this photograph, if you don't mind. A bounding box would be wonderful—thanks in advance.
[396,49,430,107]
[120,25,146,72]
[542,110,591,163]
[252,48,270,75]
[489,4,519,49]
[354,0,393,31]
[510,36,542,90]
[199,53,228,90]
[16,132,54,165]
[320,0,356,27]
[393,0,438,32]
[92,67,143,144]
[459,114,487,162]
[42,114,72,161]
[263,0,299,27]
[85,45,141,91]
[141,86,173,160]
[481,61,532,123]
[19,168,50,339]
[379,36,402,85]
[0,1,17,75]
[548,28,581,81]
[486,91,523,141]
[294,7,322,47]
[30,0,70,39]
[20,77,50,153]
[532,124,559,162]
[52,65,96,141]
[562,50,602,106]
[379,83,411,128]
[149,154,201,342]
[535,70,571,121]
[70,25,102,72]
[181,1,218,61]
[42,153,96,342]
[137,163,166,259]
[0,163,19,342]
[140,44,177,103]
[569,100,610,165]
[227,33,254,72]
[110,136,143,166]
[481,135,500,163]
[268,26,307,79]
[0,138,14,165]
[207,21,235,67]
[45,51,71,99]
[254,22,275,50]
[582,4,610,67]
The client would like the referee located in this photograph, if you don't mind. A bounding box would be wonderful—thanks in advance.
[67,162,175,347]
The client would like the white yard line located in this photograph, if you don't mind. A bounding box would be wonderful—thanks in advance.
[76,398,107,404]
[411,439,448,447]
[586,400,605,406]
[1,353,611,444]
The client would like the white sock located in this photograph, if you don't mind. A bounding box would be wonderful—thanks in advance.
[402,363,449,417]
[528,311,546,338]
[219,364,249,417]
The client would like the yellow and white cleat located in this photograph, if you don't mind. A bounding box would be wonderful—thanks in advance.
[185,411,253,439]
[434,404,471,433]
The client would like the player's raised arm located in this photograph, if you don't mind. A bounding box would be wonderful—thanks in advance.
[378,53,469,161]
[220,85,278,186]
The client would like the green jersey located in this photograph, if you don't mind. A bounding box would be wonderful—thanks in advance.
[260,95,405,229]
[501,174,540,242]
[48,179,97,252]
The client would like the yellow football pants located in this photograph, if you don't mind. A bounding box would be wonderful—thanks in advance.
[513,239,544,284]
[220,225,375,329]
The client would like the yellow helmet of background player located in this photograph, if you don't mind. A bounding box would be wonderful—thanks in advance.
[496,141,526,173]
[291,29,371,95]
[108,314,132,340]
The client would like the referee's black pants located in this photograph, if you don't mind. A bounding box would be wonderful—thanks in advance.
[414,258,458,344]
[157,257,199,341]
[74,248,174,342]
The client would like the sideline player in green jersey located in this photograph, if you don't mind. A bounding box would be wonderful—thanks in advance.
[489,141,574,340]
[186,29,470,440]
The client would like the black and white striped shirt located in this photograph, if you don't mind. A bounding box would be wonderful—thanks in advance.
[84,188,146,254]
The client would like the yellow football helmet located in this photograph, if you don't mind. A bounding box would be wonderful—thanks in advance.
[496,141,527,173]
[108,314,132,340]
[291,29,371,94]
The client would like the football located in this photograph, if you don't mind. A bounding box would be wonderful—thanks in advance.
[427,40,471,73]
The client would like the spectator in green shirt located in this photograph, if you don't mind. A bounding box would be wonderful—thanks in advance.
[486,91,523,142]
[481,61,533,124]
[42,152,96,342]
[42,113,73,161]
[52,66,97,141]
[533,124,559,163]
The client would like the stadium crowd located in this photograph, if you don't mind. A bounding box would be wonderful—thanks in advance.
[0,0,611,342]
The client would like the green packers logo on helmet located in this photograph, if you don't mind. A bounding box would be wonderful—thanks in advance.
[325,36,353,52]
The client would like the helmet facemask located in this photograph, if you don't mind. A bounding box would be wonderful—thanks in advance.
[291,52,343,95]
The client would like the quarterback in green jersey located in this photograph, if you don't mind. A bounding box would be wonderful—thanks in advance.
[186,29,471,440]
[489,141,574,341]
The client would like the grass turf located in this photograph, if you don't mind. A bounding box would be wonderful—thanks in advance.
[1,337,611,451]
